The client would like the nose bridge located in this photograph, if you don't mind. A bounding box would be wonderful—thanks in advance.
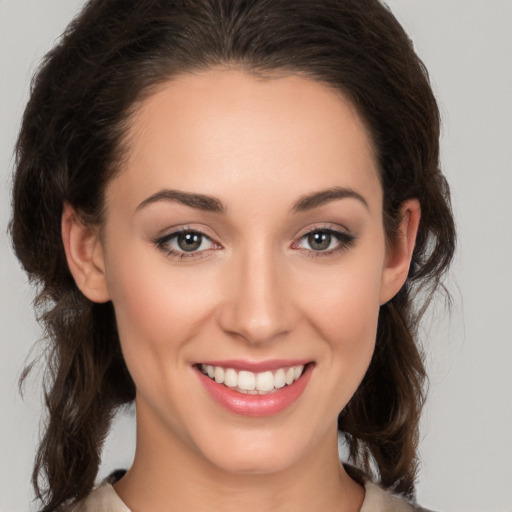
[218,241,293,344]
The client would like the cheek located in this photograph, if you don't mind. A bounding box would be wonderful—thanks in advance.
[318,275,379,387]
[305,254,383,348]
[103,244,216,381]
[297,244,385,402]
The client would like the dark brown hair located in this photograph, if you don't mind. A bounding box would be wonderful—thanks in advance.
[10,0,455,510]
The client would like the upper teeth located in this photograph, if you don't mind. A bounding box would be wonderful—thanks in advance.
[200,364,305,394]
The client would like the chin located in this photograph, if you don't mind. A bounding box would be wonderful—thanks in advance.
[193,425,321,476]
[208,447,301,476]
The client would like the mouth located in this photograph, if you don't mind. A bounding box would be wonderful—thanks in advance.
[194,361,314,416]
[198,363,307,395]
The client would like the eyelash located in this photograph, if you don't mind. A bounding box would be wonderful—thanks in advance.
[292,226,356,257]
[154,225,356,260]
[154,227,219,260]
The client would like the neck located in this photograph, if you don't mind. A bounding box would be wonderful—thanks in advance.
[114,402,364,512]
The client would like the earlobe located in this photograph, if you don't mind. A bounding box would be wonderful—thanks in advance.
[61,203,110,303]
[379,199,421,305]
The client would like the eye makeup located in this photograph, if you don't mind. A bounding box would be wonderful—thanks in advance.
[152,222,357,262]
[153,227,221,260]
[291,224,357,258]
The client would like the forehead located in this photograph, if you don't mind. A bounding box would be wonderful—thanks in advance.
[109,69,381,212]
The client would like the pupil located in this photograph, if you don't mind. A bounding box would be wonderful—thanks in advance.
[308,231,331,251]
[178,232,202,252]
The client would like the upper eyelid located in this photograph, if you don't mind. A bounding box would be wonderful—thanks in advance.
[293,223,352,239]
[152,223,354,247]
[291,224,356,249]
[159,229,212,243]
[159,233,216,249]
[154,229,220,260]
[155,225,219,243]
[153,228,218,254]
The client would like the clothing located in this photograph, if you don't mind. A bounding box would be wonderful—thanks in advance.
[67,479,432,511]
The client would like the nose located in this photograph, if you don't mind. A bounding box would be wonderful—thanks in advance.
[217,246,296,345]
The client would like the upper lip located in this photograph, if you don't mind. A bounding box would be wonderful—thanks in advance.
[195,359,312,372]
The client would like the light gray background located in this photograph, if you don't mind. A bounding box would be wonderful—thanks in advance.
[1,1,511,511]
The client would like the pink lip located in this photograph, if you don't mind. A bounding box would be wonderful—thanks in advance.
[195,362,314,417]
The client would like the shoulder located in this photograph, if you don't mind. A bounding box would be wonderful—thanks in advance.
[59,482,130,512]
[361,481,436,512]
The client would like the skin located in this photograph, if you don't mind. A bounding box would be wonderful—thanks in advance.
[62,69,420,512]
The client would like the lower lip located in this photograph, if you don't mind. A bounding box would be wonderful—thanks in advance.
[196,364,313,417]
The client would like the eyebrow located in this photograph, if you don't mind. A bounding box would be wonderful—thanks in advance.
[136,186,368,215]
[292,186,369,212]
[136,189,226,213]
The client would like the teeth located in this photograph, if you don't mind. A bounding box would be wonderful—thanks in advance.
[214,366,224,384]
[293,366,303,380]
[256,371,274,392]
[238,370,256,391]
[274,368,286,389]
[285,367,295,385]
[224,368,237,388]
[200,363,306,394]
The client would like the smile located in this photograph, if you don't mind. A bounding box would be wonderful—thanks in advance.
[195,361,314,416]
[199,364,305,395]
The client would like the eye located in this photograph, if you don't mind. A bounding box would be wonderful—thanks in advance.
[155,229,219,259]
[304,231,335,251]
[294,227,356,255]
[173,231,208,252]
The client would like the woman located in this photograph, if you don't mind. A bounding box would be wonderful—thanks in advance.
[10,0,455,511]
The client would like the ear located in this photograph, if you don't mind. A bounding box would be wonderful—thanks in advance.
[379,199,421,305]
[61,203,110,303]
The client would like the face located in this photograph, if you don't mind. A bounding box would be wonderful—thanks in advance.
[90,69,405,475]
